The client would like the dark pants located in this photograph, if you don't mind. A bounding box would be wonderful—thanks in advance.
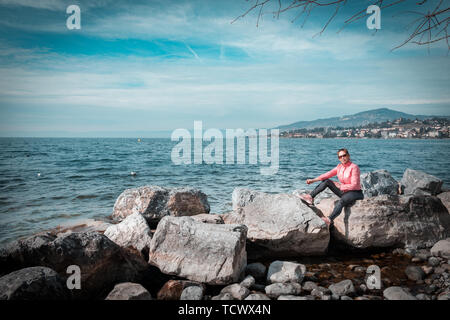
[310,179,364,222]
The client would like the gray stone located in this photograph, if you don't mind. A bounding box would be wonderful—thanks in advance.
[328,279,355,297]
[278,295,312,300]
[226,188,329,258]
[316,194,450,250]
[438,292,450,300]
[383,286,417,300]
[415,293,431,300]
[180,285,204,300]
[341,295,353,300]
[361,170,399,197]
[220,284,250,300]
[104,212,152,257]
[311,286,330,298]
[240,275,256,289]
[244,293,271,300]
[428,256,441,267]
[105,282,152,300]
[112,186,210,224]
[245,263,267,279]
[302,281,318,292]
[266,260,306,284]
[149,216,247,285]
[0,266,69,300]
[400,169,443,196]
[405,265,425,281]
[431,238,450,259]
[211,292,236,300]
[265,282,302,299]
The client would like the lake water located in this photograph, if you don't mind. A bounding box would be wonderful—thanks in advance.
[0,137,449,245]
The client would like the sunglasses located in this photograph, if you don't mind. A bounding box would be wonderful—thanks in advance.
[338,153,348,159]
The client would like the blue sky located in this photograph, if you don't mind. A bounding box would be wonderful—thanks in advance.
[0,0,449,137]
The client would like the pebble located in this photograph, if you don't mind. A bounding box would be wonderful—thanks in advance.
[405,265,425,281]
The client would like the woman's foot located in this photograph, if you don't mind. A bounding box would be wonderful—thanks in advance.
[321,216,332,226]
[299,194,314,205]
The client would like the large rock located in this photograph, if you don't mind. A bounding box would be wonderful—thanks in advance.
[400,169,443,196]
[316,194,450,249]
[226,188,329,258]
[112,186,210,225]
[437,192,450,213]
[0,232,148,299]
[0,266,70,300]
[361,170,399,197]
[430,238,450,259]
[105,282,152,300]
[148,216,247,285]
[266,261,306,284]
[104,212,153,258]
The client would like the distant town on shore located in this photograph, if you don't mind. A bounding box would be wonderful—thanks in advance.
[280,117,450,139]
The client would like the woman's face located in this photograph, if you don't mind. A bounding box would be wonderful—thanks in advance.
[338,151,350,164]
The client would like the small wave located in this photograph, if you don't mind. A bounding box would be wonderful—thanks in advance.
[74,194,98,200]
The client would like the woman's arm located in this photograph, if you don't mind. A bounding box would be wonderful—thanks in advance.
[306,166,338,184]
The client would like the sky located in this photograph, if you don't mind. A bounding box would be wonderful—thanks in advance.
[0,0,449,137]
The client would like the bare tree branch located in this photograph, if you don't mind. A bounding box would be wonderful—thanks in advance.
[233,0,450,51]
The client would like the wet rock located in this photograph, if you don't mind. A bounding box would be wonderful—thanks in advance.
[0,266,70,300]
[383,286,417,300]
[415,293,431,300]
[316,194,450,250]
[361,170,399,197]
[245,262,266,280]
[328,279,355,297]
[105,282,152,300]
[245,293,271,300]
[240,275,255,289]
[405,266,425,281]
[226,188,329,258]
[0,232,148,299]
[156,280,205,300]
[180,285,204,300]
[341,295,353,300]
[149,216,247,285]
[220,284,250,300]
[430,238,450,259]
[190,214,224,224]
[400,169,443,196]
[266,261,306,284]
[104,212,152,258]
[265,283,302,299]
[112,186,210,224]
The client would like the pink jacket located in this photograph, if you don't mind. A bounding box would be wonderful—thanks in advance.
[317,161,361,192]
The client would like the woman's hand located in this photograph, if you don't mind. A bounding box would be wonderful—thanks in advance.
[306,178,316,185]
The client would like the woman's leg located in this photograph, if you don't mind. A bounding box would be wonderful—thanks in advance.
[310,179,343,199]
[328,190,364,222]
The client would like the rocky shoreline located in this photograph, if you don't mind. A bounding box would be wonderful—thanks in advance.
[0,168,449,300]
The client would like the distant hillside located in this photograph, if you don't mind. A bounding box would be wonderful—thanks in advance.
[277,108,448,130]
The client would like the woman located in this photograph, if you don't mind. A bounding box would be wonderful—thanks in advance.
[299,148,364,227]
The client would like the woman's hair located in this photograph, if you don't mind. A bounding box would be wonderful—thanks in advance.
[337,148,349,156]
